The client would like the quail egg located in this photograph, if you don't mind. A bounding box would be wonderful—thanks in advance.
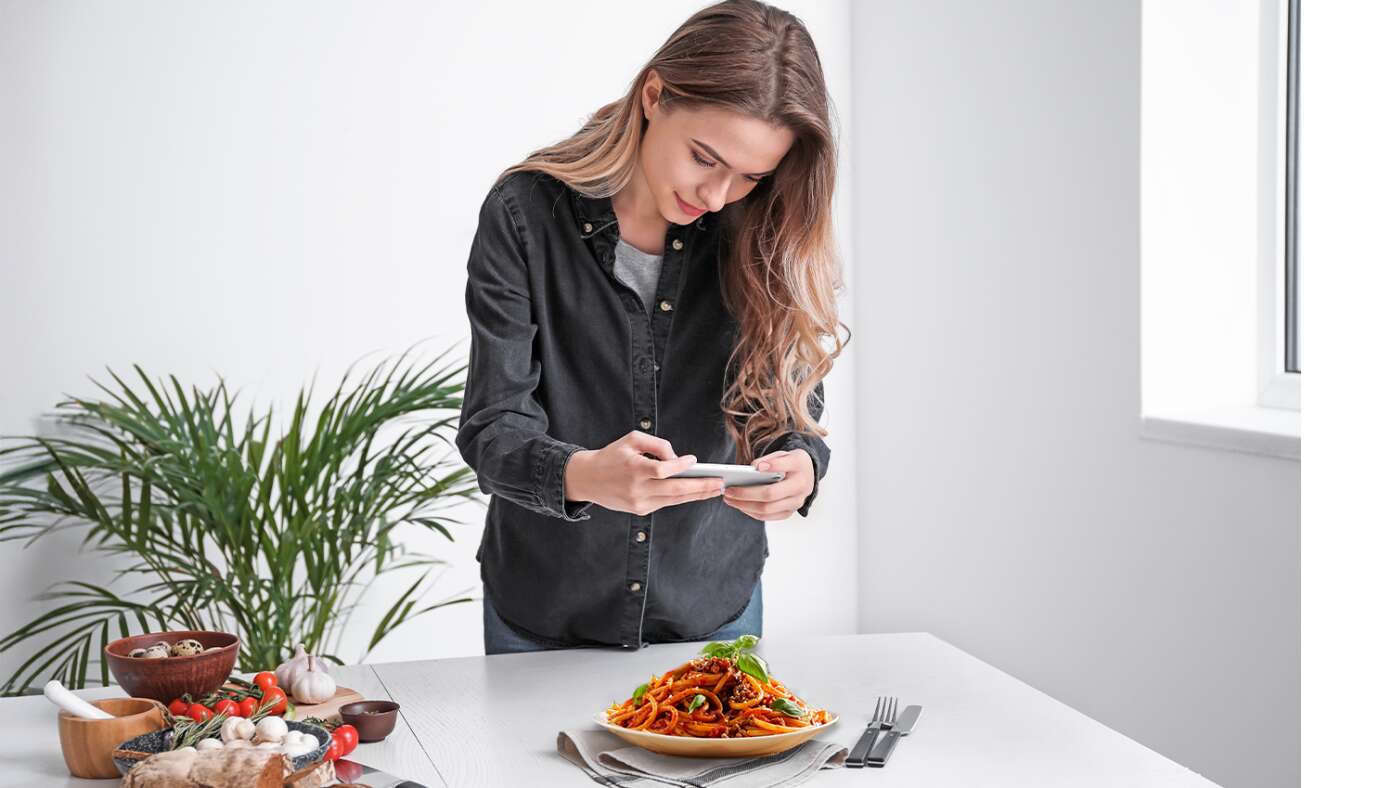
[171,639,204,657]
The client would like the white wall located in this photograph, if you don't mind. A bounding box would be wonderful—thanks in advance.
[851,4,1297,788]
[0,0,856,676]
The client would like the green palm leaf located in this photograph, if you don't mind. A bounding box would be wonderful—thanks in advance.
[0,345,481,694]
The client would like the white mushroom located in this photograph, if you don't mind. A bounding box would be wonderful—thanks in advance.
[195,738,224,751]
[253,715,288,743]
[220,716,256,743]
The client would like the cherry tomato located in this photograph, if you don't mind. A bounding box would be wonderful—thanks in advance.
[259,686,288,715]
[332,724,359,756]
[325,739,343,762]
[252,672,277,693]
[168,698,189,717]
[187,703,213,722]
[213,698,239,717]
[237,697,258,717]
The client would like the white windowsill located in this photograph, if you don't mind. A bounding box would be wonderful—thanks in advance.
[1140,406,1300,461]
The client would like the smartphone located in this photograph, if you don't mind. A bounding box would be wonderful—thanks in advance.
[667,462,784,487]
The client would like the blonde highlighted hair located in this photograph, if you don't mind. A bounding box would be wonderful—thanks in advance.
[496,0,849,464]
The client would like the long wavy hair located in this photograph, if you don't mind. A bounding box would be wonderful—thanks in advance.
[495,0,849,464]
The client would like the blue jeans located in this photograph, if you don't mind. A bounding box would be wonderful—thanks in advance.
[483,579,763,655]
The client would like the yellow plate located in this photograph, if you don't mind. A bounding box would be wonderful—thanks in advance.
[593,711,839,758]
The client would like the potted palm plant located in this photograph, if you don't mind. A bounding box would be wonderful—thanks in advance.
[0,345,480,694]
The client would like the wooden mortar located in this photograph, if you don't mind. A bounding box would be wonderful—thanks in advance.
[57,697,166,779]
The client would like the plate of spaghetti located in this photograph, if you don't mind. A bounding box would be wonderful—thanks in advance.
[598,636,836,757]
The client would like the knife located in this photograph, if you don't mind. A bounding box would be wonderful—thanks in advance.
[333,758,430,787]
[866,704,921,767]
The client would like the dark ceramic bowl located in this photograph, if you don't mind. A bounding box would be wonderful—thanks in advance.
[104,631,239,702]
[339,700,400,742]
[112,719,330,775]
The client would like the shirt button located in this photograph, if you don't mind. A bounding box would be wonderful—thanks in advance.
[672,239,684,250]
[629,581,642,592]
[635,531,647,543]
[659,300,673,312]
[639,417,653,430]
[583,222,593,233]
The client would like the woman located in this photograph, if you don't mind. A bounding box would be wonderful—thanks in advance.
[456,0,849,655]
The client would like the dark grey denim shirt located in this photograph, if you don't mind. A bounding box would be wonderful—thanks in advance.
[456,171,831,649]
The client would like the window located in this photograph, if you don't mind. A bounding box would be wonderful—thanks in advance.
[1139,0,1300,459]
[1284,0,1301,374]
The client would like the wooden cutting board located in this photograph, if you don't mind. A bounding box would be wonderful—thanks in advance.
[288,686,364,722]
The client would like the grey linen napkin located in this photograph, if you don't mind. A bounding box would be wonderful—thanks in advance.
[557,729,847,788]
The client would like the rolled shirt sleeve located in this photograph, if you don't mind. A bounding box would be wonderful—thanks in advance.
[455,186,594,522]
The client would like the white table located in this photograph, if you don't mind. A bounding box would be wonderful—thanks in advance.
[0,632,1217,787]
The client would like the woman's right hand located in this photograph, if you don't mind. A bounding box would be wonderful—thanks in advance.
[564,431,725,516]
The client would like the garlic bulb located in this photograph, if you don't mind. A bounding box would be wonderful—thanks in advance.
[275,644,331,691]
[290,661,336,705]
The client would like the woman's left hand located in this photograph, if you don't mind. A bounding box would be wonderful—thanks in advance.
[721,449,815,521]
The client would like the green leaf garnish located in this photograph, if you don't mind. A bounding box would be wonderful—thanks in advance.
[686,694,707,713]
[737,652,770,683]
[701,641,736,658]
[632,682,649,704]
[771,698,805,717]
[733,634,759,650]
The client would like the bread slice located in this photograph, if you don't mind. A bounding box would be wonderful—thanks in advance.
[122,748,288,788]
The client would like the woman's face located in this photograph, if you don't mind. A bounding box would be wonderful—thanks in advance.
[637,72,795,225]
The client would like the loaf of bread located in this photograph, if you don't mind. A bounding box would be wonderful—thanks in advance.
[121,747,287,788]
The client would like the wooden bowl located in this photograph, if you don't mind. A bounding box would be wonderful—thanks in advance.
[339,700,400,742]
[104,630,239,702]
[57,697,166,778]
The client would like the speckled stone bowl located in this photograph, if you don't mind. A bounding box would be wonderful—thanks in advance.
[111,719,331,775]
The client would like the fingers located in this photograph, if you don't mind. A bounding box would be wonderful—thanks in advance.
[724,496,800,521]
[750,450,791,470]
[646,454,698,479]
[722,477,794,502]
[647,477,725,497]
[624,431,679,461]
[646,483,726,509]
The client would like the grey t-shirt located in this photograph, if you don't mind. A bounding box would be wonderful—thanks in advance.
[613,237,664,315]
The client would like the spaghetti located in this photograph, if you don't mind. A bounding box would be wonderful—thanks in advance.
[603,655,831,738]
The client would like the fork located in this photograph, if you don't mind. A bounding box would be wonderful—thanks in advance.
[846,696,897,768]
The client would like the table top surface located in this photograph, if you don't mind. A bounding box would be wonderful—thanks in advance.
[0,632,1217,788]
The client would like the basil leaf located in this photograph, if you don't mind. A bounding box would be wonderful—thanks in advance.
[733,634,759,651]
[686,694,708,713]
[736,652,770,683]
[632,683,649,704]
[702,641,736,659]
[772,698,805,717]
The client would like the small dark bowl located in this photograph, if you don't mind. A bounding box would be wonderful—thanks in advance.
[111,719,330,775]
[339,700,400,742]
[104,630,240,702]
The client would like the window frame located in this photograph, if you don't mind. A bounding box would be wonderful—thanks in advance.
[1260,0,1301,410]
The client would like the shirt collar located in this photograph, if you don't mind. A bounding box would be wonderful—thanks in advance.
[569,184,712,236]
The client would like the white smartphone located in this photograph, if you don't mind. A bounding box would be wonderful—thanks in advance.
[668,462,784,487]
